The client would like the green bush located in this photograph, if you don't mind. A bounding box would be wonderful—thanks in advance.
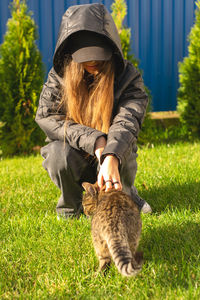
[177,0,200,136]
[0,0,45,156]
[111,0,152,143]
[111,0,139,67]
[0,121,5,155]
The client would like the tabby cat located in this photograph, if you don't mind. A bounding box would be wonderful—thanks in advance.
[82,182,143,277]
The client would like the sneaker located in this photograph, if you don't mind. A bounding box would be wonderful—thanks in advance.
[130,188,152,214]
[57,211,78,220]
[140,202,152,214]
[56,205,83,220]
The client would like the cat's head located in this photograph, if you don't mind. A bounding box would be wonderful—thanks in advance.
[82,182,99,216]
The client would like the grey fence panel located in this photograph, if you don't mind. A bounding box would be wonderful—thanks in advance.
[0,0,196,111]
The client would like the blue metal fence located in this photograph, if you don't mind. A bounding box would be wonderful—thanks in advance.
[0,0,196,111]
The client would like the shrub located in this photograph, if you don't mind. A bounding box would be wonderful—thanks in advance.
[177,0,200,136]
[0,0,45,156]
[111,0,152,144]
[111,0,139,68]
[0,121,5,155]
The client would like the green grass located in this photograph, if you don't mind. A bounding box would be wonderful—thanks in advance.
[0,141,200,299]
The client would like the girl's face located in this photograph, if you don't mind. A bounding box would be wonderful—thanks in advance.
[82,61,104,75]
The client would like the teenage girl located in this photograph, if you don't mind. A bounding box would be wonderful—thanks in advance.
[36,3,152,218]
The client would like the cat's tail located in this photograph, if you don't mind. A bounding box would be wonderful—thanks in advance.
[107,235,143,277]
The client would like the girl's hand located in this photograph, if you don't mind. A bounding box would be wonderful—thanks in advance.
[97,155,122,192]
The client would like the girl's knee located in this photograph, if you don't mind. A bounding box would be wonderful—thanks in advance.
[41,141,70,175]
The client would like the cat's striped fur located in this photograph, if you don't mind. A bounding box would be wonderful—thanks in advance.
[82,182,143,277]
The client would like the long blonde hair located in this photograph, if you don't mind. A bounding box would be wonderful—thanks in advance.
[61,58,115,134]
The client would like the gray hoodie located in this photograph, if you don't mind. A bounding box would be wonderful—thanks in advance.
[35,3,148,165]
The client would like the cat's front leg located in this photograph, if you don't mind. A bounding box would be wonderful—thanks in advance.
[99,256,111,273]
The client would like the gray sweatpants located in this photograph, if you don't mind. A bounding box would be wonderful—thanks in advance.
[41,140,145,215]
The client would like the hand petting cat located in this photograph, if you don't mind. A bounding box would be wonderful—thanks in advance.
[94,136,122,192]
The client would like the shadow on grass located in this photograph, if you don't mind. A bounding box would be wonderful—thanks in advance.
[139,179,200,289]
[140,180,200,213]
[141,220,200,289]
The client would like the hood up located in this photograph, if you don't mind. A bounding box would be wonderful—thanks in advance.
[53,3,125,76]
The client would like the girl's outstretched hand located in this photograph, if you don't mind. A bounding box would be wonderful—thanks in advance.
[97,155,122,192]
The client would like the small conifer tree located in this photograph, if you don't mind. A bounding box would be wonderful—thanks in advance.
[0,0,45,155]
[177,0,200,136]
[111,0,152,143]
[111,0,139,68]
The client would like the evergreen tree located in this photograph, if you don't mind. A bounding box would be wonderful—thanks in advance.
[177,0,200,136]
[0,0,45,156]
[111,0,139,67]
[111,0,152,143]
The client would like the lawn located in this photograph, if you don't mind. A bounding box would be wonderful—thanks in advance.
[0,141,200,299]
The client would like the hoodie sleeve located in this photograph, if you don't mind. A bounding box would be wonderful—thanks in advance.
[35,68,106,155]
[35,68,66,141]
[101,65,148,165]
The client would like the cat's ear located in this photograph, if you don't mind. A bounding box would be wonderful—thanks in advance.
[82,182,97,196]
